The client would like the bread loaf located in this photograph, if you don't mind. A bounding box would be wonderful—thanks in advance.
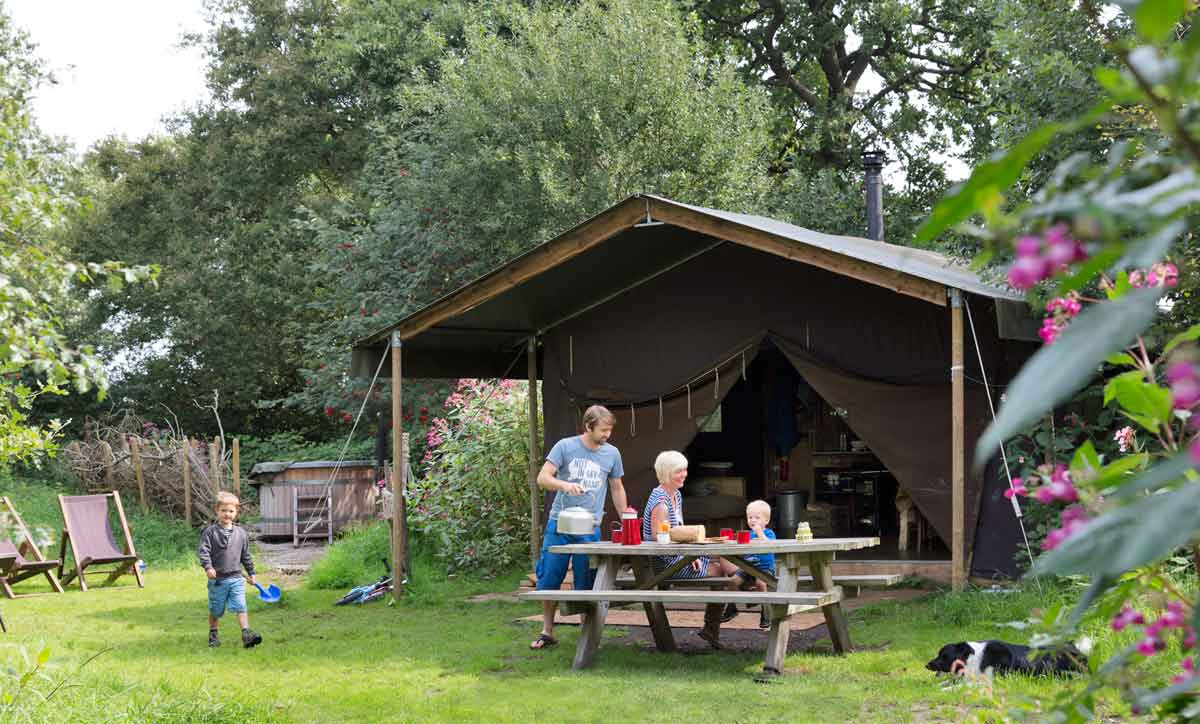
[668,525,707,543]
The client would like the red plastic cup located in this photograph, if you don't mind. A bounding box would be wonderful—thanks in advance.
[737,530,751,544]
[611,524,623,544]
[719,527,734,540]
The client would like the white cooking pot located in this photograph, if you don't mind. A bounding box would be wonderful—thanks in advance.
[556,506,597,535]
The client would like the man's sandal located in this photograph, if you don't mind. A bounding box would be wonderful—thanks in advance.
[529,632,558,650]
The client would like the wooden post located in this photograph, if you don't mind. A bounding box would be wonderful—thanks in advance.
[950,288,966,592]
[232,438,241,498]
[208,437,220,492]
[181,438,192,524]
[527,336,541,563]
[390,333,407,600]
[100,440,114,490]
[131,437,146,510]
[210,438,220,498]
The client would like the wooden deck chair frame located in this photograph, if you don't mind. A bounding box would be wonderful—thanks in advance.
[0,496,65,598]
[56,491,144,592]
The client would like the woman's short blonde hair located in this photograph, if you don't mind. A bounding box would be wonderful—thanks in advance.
[654,450,688,485]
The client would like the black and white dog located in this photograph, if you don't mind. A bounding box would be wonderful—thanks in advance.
[926,640,1087,677]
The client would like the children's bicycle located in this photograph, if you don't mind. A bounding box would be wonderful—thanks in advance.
[334,558,393,605]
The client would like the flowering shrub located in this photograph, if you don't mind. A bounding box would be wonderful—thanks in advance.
[407,379,538,576]
[916,1,1200,716]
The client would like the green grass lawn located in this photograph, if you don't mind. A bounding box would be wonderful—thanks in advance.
[0,473,1171,722]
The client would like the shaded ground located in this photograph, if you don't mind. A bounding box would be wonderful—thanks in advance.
[254,539,328,586]
[604,620,848,657]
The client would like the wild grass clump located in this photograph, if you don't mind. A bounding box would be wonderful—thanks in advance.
[304,521,391,590]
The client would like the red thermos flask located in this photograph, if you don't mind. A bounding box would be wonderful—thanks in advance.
[621,508,641,545]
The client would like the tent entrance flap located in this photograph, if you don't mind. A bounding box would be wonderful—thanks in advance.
[772,335,990,554]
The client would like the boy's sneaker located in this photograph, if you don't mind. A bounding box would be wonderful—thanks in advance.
[720,602,738,622]
[759,608,771,630]
[241,629,263,648]
[208,630,220,648]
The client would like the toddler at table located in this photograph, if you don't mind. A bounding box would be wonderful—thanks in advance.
[721,499,776,629]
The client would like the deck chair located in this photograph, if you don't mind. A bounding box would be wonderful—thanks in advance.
[57,491,143,591]
[0,496,65,598]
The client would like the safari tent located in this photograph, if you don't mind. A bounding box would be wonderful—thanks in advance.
[352,192,1039,589]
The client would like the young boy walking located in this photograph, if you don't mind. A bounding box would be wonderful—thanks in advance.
[198,491,263,648]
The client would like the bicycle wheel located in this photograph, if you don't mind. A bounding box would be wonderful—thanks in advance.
[334,586,368,606]
[358,584,393,604]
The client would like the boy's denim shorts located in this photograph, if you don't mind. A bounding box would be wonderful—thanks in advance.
[208,575,247,617]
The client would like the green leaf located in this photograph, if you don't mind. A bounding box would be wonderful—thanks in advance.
[1105,371,1143,406]
[1031,480,1200,578]
[1056,245,1124,295]
[35,647,49,666]
[916,122,1065,243]
[1105,371,1172,432]
[976,289,1161,464]
[1071,440,1102,480]
[1134,0,1189,41]
[1092,453,1149,490]
[1105,352,1139,368]
[1164,322,1200,356]
[1112,452,1194,501]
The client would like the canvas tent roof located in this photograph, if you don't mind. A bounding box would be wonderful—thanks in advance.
[351,194,1026,379]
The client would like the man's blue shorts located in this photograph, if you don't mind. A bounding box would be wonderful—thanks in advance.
[535,518,600,591]
[208,575,247,617]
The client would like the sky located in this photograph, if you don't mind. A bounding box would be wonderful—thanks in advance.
[7,0,210,154]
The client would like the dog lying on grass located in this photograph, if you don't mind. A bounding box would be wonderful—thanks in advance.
[926,640,1088,678]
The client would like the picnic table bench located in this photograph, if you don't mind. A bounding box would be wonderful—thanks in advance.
[614,573,902,598]
[521,536,879,675]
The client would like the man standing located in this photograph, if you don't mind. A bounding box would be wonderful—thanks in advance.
[529,405,627,650]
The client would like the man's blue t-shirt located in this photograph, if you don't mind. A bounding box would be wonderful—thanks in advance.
[546,436,624,525]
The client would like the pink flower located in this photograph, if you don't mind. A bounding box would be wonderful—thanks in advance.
[1172,657,1196,685]
[1172,376,1200,409]
[1113,426,1136,453]
[1137,636,1166,656]
[1161,601,1187,629]
[1129,269,1145,287]
[1185,628,1197,650]
[1148,262,1179,288]
[1113,605,1146,631]
[1015,235,1041,258]
[1047,479,1079,503]
[1003,477,1027,499]
[1061,505,1087,526]
[1008,255,1048,290]
[1034,486,1057,504]
[1039,317,1065,344]
[1166,361,1197,385]
[1042,528,1067,550]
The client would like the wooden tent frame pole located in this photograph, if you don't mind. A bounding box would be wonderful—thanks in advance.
[391,333,407,600]
[949,288,966,591]
[527,337,541,563]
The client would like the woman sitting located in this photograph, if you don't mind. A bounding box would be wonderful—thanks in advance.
[642,450,737,648]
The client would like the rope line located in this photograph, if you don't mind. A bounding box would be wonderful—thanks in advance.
[964,297,1037,572]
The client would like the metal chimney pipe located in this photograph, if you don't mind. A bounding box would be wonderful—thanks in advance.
[862,150,885,241]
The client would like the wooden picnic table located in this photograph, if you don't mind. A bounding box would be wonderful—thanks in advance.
[521,536,879,674]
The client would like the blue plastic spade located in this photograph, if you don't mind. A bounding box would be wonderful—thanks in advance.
[253,582,282,603]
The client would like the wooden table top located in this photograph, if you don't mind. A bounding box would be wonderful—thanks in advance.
[548,537,879,557]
